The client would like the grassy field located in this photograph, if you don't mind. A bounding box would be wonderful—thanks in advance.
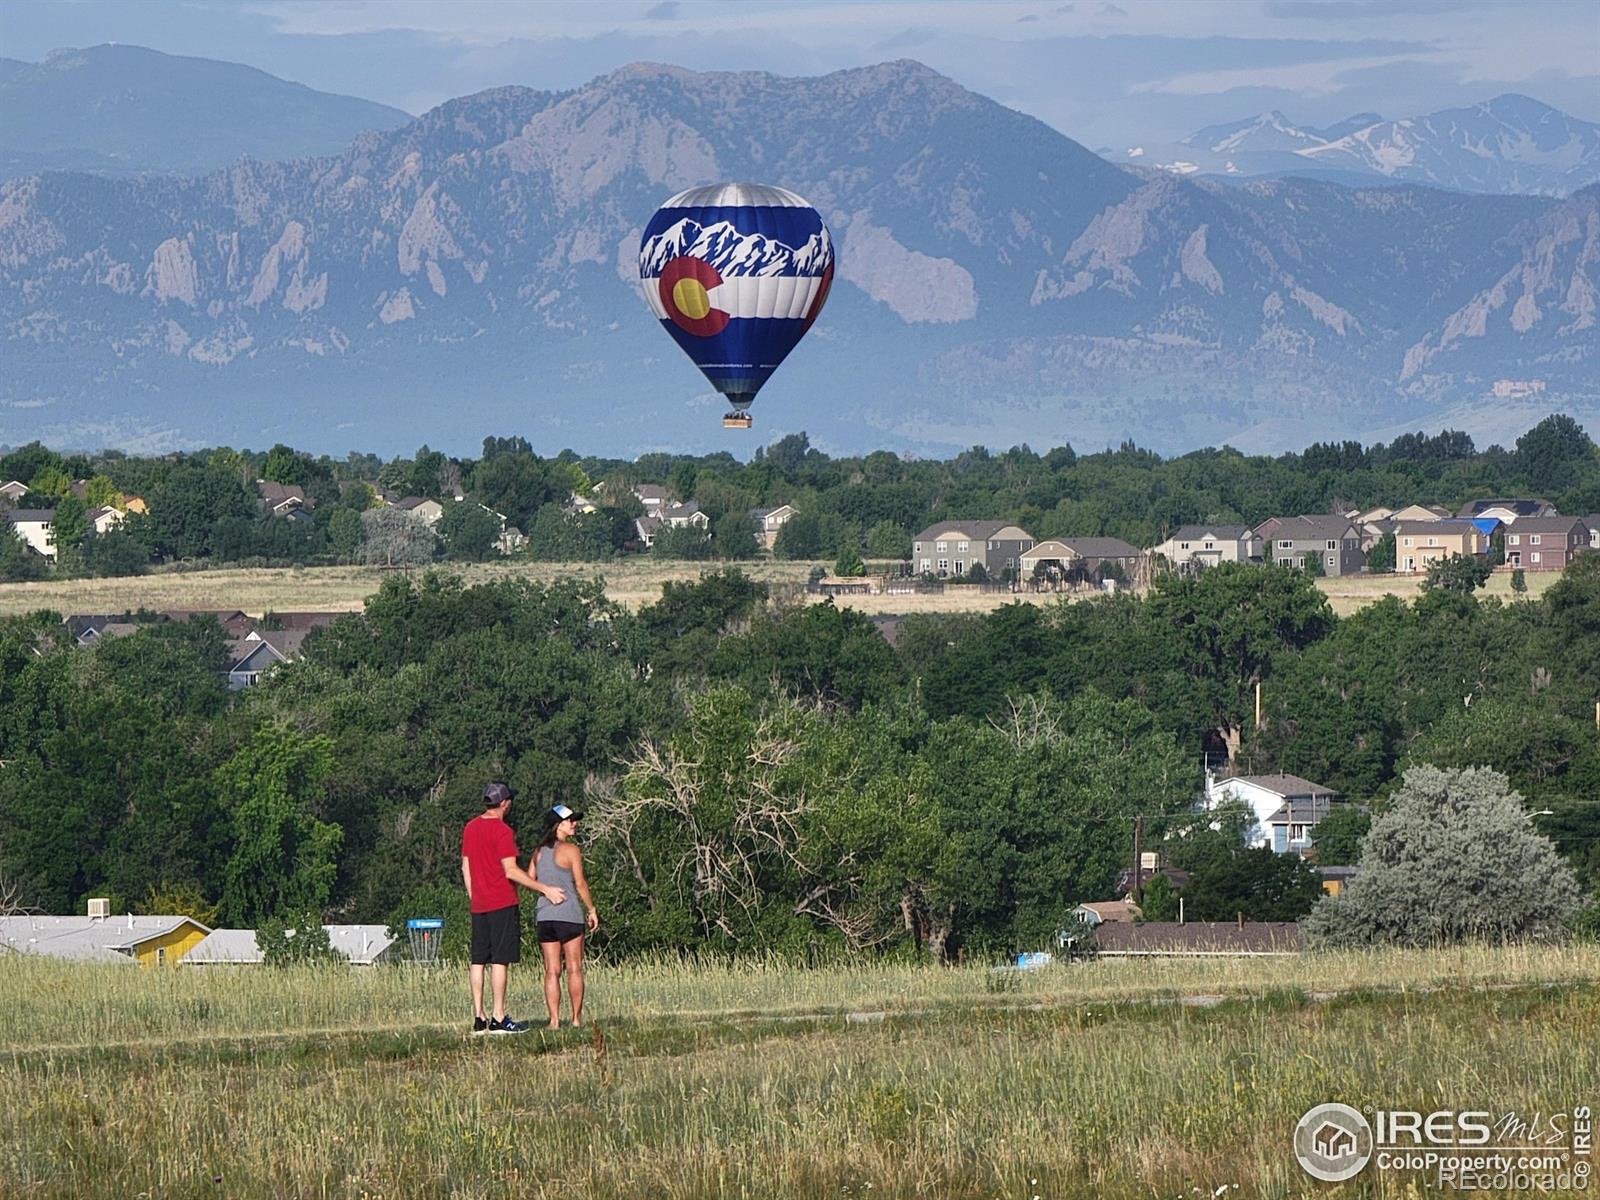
[0,556,1556,622]
[4,947,1597,1199]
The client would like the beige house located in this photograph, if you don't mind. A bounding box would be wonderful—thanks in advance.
[1021,537,1143,584]
[1389,503,1451,522]
[750,504,796,550]
[1150,524,1257,571]
[392,497,444,527]
[87,505,125,535]
[2,508,56,559]
[1393,519,1489,573]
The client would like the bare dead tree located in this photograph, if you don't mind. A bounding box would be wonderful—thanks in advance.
[989,691,1065,749]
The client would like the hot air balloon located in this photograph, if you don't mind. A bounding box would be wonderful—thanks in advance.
[639,183,834,429]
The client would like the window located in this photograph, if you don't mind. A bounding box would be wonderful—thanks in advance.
[937,558,948,574]
[954,560,965,575]
[1203,541,1214,550]
[1327,540,1337,550]
[919,558,931,572]
[1273,826,1288,853]
[957,541,969,553]
[1529,534,1541,545]
[157,947,167,965]
[913,542,922,554]
[1427,537,1438,547]
[1403,537,1412,547]
[1326,555,1336,568]
[1179,541,1190,550]
[1005,558,1015,570]
[1532,552,1542,564]
[1278,539,1293,549]
[1509,534,1520,545]
[936,541,947,553]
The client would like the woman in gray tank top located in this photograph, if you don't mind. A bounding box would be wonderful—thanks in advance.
[531,803,599,1029]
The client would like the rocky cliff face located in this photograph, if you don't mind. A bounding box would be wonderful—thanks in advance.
[0,60,1595,455]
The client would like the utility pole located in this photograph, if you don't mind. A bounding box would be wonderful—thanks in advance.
[1132,814,1144,902]
[1255,681,1263,730]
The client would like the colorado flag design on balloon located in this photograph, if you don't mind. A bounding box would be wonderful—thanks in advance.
[639,183,834,417]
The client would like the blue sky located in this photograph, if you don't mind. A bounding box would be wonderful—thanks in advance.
[4,0,1597,145]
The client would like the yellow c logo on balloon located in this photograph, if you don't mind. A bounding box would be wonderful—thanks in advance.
[672,277,712,320]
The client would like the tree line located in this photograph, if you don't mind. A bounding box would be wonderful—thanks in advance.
[2,552,1596,958]
[4,414,1598,580]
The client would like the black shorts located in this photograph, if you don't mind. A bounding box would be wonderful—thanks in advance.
[470,904,521,965]
[537,920,585,944]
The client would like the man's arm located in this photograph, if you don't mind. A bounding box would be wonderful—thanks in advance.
[503,856,566,905]
[461,855,472,894]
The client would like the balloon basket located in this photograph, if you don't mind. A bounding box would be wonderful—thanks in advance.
[722,412,754,430]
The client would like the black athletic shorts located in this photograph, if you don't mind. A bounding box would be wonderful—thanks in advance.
[537,920,585,944]
[470,904,521,965]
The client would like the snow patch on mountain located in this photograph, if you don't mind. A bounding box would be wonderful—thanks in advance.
[639,218,832,277]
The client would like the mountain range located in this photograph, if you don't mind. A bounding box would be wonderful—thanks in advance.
[0,54,1596,457]
[1115,95,1600,196]
[0,44,411,179]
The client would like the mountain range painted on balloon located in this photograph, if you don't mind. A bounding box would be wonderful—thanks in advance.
[639,218,833,278]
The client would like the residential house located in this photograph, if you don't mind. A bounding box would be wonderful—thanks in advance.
[1021,537,1143,585]
[1317,865,1358,897]
[262,611,345,631]
[1389,503,1452,522]
[633,484,669,515]
[1205,772,1340,850]
[0,480,29,505]
[749,504,797,550]
[564,492,598,516]
[1264,796,1344,856]
[1392,519,1490,573]
[226,629,309,689]
[660,501,710,529]
[86,505,125,535]
[161,609,255,636]
[1071,900,1141,927]
[2,508,56,559]
[257,480,315,519]
[1454,498,1556,524]
[633,515,664,548]
[1150,525,1257,572]
[1586,516,1600,552]
[913,520,1035,579]
[183,925,397,966]
[391,496,444,527]
[0,903,211,967]
[1254,515,1365,575]
[1504,516,1591,571]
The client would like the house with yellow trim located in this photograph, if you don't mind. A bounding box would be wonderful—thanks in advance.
[0,905,210,967]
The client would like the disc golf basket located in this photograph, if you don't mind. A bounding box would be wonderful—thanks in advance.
[406,917,444,966]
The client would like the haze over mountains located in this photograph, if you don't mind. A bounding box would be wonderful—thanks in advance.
[1114,95,1600,196]
[0,44,411,179]
[0,49,1596,457]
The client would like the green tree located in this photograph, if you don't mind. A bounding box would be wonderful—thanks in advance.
[865,520,910,560]
[1511,567,1527,595]
[1423,552,1492,593]
[774,510,824,560]
[1165,833,1324,922]
[359,507,438,566]
[712,510,759,560]
[834,545,866,577]
[1303,765,1582,946]
[256,913,339,966]
[28,466,72,499]
[50,493,87,551]
[83,475,124,511]
[328,508,363,557]
[437,501,502,561]
[1309,804,1371,866]
[0,527,46,581]
[1515,414,1595,495]
[261,443,310,487]
[1301,549,1324,577]
[651,523,714,560]
[1367,531,1396,573]
[216,725,342,927]
[1139,872,1179,921]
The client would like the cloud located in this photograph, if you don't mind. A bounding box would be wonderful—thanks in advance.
[1018,14,1041,23]
[871,26,936,53]
[1097,2,1127,14]
[1266,0,1476,17]
[643,0,679,18]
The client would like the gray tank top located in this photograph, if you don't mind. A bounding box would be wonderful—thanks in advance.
[535,845,582,922]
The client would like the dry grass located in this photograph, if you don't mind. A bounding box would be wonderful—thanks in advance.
[3,948,1596,1199]
[0,559,1559,621]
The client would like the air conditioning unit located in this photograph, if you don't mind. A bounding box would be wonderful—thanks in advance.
[86,898,110,919]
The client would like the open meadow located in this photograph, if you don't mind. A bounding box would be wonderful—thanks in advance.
[0,557,1555,621]
[5,946,1598,1199]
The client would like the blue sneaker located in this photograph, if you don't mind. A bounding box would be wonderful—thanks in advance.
[489,1016,529,1034]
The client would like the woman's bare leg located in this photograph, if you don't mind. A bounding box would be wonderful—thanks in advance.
[540,940,563,1029]
[563,936,586,1026]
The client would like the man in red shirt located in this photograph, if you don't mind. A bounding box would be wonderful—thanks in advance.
[462,782,566,1034]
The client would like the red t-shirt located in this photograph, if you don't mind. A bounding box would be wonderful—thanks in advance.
[461,815,519,913]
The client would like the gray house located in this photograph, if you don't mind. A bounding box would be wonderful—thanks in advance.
[1150,524,1258,571]
[912,520,1035,578]
[1254,515,1365,576]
